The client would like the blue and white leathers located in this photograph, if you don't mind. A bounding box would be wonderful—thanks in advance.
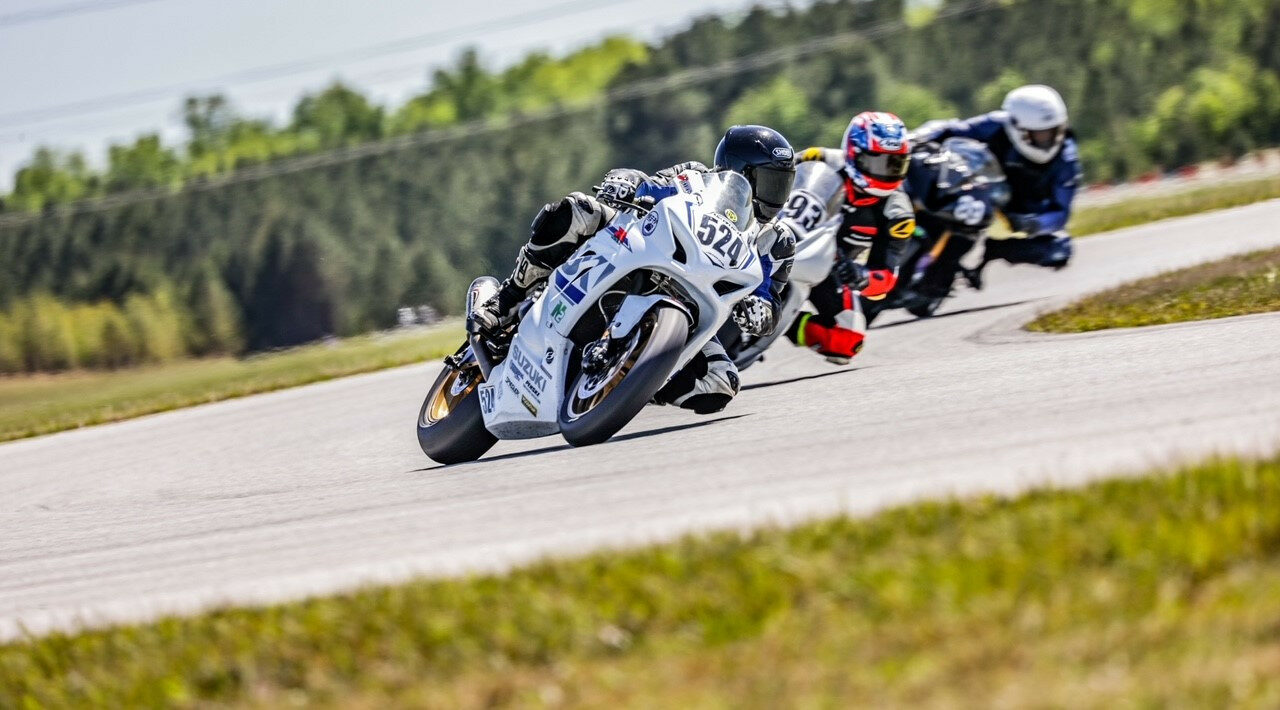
[914,111,1082,233]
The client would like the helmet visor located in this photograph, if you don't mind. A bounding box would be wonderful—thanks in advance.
[854,151,910,182]
[751,165,796,219]
[1025,126,1065,150]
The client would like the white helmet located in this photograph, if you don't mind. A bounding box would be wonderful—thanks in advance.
[1001,84,1068,164]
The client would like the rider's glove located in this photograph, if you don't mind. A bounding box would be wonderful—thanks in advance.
[910,139,942,155]
[860,269,898,299]
[654,161,710,181]
[594,168,646,205]
[732,294,775,336]
[1007,212,1042,235]
[833,256,869,290]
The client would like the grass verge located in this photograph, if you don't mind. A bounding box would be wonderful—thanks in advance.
[1069,175,1280,236]
[1028,245,1280,332]
[0,323,462,443]
[4,454,1280,708]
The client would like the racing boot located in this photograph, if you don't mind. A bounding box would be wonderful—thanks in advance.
[653,339,740,414]
[982,232,1072,270]
[961,263,986,290]
[467,245,552,341]
[1040,233,1073,269]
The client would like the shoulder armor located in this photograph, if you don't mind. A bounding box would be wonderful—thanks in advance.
[755,220,797,261]
[882,189,915,221]
[1061,138,1079,164]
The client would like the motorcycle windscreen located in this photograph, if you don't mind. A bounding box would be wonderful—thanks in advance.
[701,171,757,229]
[936,138,1007,194]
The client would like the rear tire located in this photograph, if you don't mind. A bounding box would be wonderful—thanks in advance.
[559,305,687,447]
[416,359,497,464]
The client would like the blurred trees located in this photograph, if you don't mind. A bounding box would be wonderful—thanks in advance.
[0,287,206,374]
[724,76,824,149]
[106,135,182,192]
[292,84,385,149]
[2,0,1279,371]
[8,149,97,211]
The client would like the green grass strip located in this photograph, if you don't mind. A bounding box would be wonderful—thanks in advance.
[0,324,462,443]
[1069,175,1280,237]
[4,454,1280,708]
[1029,245,1280,332]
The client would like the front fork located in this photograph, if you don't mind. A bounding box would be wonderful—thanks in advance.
[465,276,502,379]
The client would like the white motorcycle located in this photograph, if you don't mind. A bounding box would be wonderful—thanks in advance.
[719,159,866,370]
[416,171,764,464]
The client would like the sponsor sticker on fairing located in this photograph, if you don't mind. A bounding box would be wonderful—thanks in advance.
[641,210,659,235]
[552,253,614,305]
[520,396,538,416]
[509,345,550,398]
[608,225,631,249]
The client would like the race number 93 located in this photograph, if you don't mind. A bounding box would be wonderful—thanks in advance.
[781,192,824,230]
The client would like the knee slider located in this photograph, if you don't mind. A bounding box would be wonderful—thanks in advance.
[799,315,865,358]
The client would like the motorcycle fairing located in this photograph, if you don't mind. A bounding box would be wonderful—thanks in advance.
[477,173,762,439]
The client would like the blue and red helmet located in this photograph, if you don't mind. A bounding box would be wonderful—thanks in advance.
[842,111,911,196]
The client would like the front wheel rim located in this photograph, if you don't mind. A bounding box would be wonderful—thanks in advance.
[423,367,479,426]
[564,316,656,421]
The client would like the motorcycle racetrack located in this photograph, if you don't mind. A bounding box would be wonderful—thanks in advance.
[3,200,1279,640]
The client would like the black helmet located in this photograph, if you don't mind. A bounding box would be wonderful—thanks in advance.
[713,125,796,221]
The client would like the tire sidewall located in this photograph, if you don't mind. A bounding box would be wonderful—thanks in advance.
[416,364,498,464]
[559,305,688,447]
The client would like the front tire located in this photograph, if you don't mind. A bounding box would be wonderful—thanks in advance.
[416,357,497,464]
[559,305,688,447]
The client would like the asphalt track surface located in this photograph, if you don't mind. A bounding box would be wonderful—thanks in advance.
[3,201,1280,640]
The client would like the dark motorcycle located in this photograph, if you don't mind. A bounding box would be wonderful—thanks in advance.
[863,137,1010,323]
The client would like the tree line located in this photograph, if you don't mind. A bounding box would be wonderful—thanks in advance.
[2,0,1278,374]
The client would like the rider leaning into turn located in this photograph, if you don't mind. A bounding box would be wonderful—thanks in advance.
[470,124,798,415]
[784,111,917,364]
[910,84,1082,284]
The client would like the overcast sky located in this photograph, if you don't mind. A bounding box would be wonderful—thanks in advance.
[0,0,805,189]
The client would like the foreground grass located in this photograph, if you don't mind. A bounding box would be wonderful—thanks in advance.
[1069,174,1280,236]
[1029,245,1280,332]
[4,455,1280,708]
[0,323,462,443]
